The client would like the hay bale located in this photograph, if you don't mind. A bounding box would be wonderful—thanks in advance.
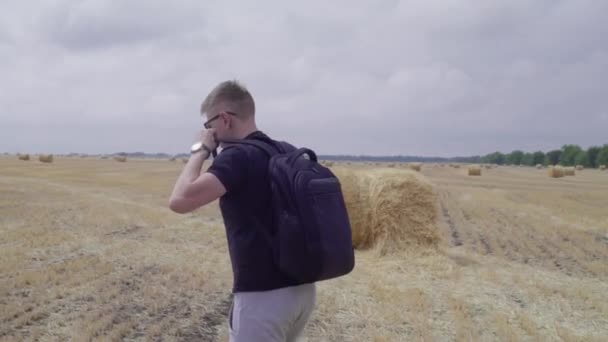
[468,165,482,176]
[536,164,543,169]
[575,165,584,171]
[563,167,575,176]
[18,154,30,161]
[548,166,565,178]
[114,156,127,162]
[169,157,177,162]
[181,158,188,163]
[484,164,492,169]
[324,161,334,167]
[333,168,439,255]
[38,154,54,163]
[600,165,606,171]
[408,163,422,172]
[387,163,396,168]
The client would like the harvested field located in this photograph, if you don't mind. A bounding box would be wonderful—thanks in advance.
[1,157,607,341]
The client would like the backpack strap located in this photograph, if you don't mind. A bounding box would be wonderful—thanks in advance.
[221,138,283,157]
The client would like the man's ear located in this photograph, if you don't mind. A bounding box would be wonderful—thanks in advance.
[224,114,232,129]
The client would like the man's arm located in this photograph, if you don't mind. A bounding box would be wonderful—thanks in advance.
[169,129,226,214]
[169,150,227,214]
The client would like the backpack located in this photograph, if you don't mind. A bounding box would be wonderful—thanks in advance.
[221,137,355,283]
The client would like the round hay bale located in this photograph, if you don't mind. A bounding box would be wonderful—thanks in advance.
[333,168,440,255]
[181,158,188,163]
[408,163,422,172]
[18,154,30,161]
[536,164,543,169]
[563,167,575,176]
[169,157,177,162]
[114,156,127,162]
[600,165,606,171]
[38,154,54,163]
[575,165,584,171]
[484,164,492,169]
[468,165,482,176]
[548,166,565,178]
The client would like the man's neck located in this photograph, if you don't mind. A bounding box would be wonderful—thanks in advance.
[233,125,258,140]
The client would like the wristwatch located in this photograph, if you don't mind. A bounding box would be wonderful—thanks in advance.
[190,142,212,155]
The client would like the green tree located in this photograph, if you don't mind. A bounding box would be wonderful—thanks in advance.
[521,153,534,166]
[546,150,562,166]
[586,146,601,168]
[596,145,608,167]
[485,152,506,165]
[488,152,506,165]
[532,151,545,166]
[507,150,524,165]
[574,151,590,167]
[560,145,583,166]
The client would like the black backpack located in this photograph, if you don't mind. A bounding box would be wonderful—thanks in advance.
[222,138,355,283]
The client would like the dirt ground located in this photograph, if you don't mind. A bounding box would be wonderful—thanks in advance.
[1,157,607,341]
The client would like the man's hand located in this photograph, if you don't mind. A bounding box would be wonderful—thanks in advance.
[199,128,218,152]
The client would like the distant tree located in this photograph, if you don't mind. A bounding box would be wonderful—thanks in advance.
[507,150,524,165]
[521,153,534,166]
[546,150,562,166]
[574,151,590,167]
[532,151,546,166]
[596,145,608,167]
[458,155,482,164]
[586,146,601,168]
[560,144,583,166]
[485,152,506,165]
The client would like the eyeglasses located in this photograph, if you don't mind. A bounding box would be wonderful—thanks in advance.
[204,111,238,129]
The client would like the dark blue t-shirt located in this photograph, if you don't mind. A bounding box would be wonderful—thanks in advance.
[206,131,302,293]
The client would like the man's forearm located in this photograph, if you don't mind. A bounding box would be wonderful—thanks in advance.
[171,151,209,199]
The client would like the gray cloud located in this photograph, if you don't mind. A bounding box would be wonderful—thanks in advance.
[1,0,607,157]
[42,1,208,50]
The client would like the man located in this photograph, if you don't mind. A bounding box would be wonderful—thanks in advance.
[169,80,316,342]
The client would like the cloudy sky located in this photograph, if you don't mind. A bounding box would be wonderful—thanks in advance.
[1,0,607,157]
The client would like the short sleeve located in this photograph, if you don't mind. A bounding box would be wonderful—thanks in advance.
[206,146,249,193]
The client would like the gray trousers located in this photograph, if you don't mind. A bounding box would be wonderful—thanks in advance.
[229,283,316,342]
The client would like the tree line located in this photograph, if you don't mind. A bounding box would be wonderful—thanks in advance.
[463,144,608,168]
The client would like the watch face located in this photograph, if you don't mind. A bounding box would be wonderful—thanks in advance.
[191,142,202,152]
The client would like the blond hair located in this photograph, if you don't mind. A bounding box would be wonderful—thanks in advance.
[201,80,255,118]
